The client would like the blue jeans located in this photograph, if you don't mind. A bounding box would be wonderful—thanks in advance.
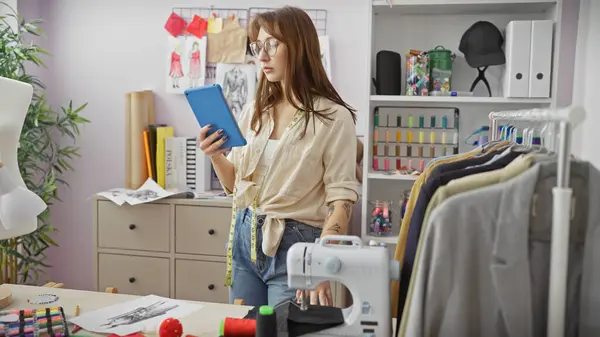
[228,208,322,307]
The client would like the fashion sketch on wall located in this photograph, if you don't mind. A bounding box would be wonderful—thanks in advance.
[319,36,332,80]
[185,36,207,88]
[215,63,256,119]
[166,36,189,94]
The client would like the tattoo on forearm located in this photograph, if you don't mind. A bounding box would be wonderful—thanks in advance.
[327,223,341,233]
[342,203,352,220]
[326,205,335,220]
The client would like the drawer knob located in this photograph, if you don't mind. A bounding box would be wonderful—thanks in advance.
[208,229,215,235]
[129,224,136,230]
[129,277,136,283]
[208,284,215,290]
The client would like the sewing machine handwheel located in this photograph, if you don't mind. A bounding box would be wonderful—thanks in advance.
[319,235,363,248]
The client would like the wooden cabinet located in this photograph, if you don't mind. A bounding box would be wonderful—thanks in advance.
[94,197,233,303]
[94,197,347,306]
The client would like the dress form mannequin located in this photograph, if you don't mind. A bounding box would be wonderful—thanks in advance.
[0,76,38,238]
[0,76,46,307]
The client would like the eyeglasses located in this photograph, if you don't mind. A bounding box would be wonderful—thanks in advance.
[249,38,280,58]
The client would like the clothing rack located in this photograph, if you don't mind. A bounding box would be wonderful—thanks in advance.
[489,106,586,337]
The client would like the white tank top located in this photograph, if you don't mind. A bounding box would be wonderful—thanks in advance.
[252,139,280,213]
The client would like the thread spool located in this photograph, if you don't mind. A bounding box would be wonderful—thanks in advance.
[419,160,425,172]
[256,305,277,337]
[396,158,401,170]
[430,116,436,128]
[372,157,379,171]
[395,144,401,156]
[384,158,390,171]
[220,317,256,337]
[396,130,402,142]
[419,115,424,128]
[396,116,402,127]
[408,115,414,128]
[442,116,448,129]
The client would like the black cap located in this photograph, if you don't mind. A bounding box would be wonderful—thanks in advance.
[459,21,505,68]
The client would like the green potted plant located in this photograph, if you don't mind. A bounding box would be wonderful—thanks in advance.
[0,2,90,284]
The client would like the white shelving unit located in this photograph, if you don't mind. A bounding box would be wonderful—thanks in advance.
[361,0,580,246]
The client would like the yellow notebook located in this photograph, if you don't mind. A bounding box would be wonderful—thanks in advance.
[156,126,174,188]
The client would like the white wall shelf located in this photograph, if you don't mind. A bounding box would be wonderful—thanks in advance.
[365,235,399,244]
[368,172,419,181]
[361,0,580,245]
[372,0,557,15]
[370,95,552,105]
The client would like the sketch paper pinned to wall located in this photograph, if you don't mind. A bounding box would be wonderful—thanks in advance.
[185,36,207,89]
[215,63,256,119]
[245,55,261,85]
[96,178,192,206]
[319,36,332,80]
[70,295,202,336]
[166,36,189,94]
[207,17,247,64]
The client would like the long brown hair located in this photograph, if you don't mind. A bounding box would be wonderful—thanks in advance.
[248,6,357,137]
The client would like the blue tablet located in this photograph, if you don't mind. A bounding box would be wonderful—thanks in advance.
[184,84,247,149]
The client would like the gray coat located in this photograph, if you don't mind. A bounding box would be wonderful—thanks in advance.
[404,161,600,337]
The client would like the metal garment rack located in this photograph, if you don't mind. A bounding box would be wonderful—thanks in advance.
[248,7,328,36]
[489,106,586,337]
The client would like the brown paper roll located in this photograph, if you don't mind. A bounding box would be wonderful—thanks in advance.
[125,91,156,188]
[130,92,149,189]
[124,93,132,188]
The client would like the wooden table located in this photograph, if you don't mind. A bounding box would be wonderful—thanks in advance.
[0,284,251,337]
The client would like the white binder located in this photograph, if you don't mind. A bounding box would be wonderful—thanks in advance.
[503,21,532,98]
[528,20,554,98]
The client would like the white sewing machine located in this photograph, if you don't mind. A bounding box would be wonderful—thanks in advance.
[287,235,400,336]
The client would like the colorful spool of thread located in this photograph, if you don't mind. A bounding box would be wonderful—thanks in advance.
[220,317,256,337]
[256,306,277,337]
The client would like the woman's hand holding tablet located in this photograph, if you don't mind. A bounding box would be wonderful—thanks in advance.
[198,125,229,157]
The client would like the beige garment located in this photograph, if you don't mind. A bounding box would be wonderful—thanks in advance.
[399,153,536,336]
[207,17,247,63]
[225,98,359,256]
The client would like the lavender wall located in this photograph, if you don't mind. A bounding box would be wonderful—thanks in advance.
[16,0,369,290]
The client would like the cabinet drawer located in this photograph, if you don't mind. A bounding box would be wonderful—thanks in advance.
[98,254,170,297]
[97,201,170,252]
[175,259,228,303]
[175,205,230,256]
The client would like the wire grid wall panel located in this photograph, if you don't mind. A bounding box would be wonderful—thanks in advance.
[172,7,250,27]
[248,7,328,36]
[172,7,251,85]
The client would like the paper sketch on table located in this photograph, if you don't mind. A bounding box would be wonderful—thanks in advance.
[70,295,202,336]
[215,63,256,119]
[166,36,189,94]
[95,178,193,206]
[185,36,207,88]
[319,36,332,80]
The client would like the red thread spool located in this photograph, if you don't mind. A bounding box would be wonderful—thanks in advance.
[220,317,256,337]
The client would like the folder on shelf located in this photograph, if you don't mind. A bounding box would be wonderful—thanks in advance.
[503,21,532,98]
[156,126,174,188]
[528,20,553,98]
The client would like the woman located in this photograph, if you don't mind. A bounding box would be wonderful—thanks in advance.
[197,6,359,307]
